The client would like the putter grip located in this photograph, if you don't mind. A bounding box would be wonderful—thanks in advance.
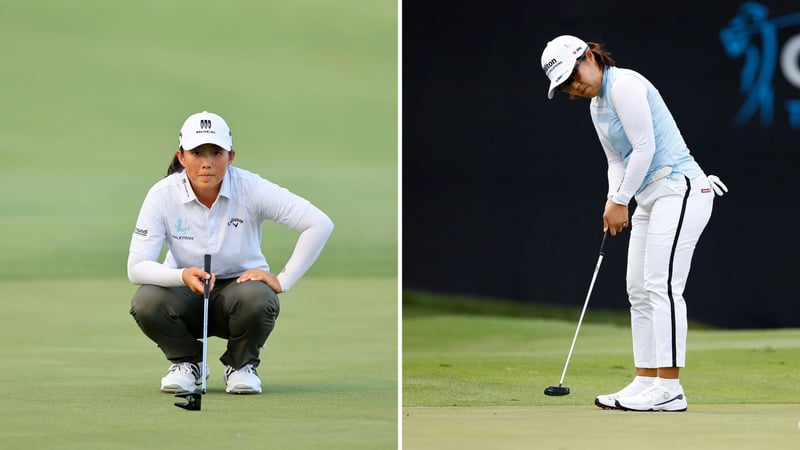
[203,254,211,296]
[599,230,608,256]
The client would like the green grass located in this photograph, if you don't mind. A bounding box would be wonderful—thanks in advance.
[0,277,397,449]
[0,0,397,281]
[0,1,397,449]
[403,405,800,450]
[403,290,800,449]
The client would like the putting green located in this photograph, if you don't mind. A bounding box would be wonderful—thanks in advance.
[404,297,800,449]
[0,277,397,449]
[403,404,800,450]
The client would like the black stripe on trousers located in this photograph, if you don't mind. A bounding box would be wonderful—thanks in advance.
[667,176,691,367]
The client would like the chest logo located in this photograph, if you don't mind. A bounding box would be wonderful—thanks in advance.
[176,219,190,233]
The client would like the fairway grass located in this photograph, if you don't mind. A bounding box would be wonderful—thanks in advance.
[0,277,397,450]
[403,300,800,449]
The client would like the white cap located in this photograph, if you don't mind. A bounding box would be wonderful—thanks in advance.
[540,35,588,99]
[178,111,233,151]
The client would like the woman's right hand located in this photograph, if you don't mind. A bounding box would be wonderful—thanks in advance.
[603,198,629,236]
[182,267,216,294]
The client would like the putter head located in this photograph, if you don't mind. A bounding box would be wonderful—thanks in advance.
[174,389,203,411]
[544,385,570,396]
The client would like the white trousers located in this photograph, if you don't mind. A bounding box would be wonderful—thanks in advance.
[627,174,713,368]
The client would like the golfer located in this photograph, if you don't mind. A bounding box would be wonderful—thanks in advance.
[127,111,334,394]
[540,36,726,411]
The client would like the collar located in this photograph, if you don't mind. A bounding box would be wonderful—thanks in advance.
[178,172,197,204]
[218,166,232,199]
[176,168,232,204]
[598,66,610,99]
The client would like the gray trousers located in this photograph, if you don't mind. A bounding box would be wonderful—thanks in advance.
[129,278,280,370]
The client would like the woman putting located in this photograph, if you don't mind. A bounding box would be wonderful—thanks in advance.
[540,35,726,411]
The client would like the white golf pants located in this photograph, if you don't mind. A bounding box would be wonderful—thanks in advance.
[627,174,713,368]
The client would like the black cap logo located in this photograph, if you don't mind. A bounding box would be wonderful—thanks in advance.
[200,119,212,129]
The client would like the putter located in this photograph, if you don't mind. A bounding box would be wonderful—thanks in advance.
[175,254,211,411]
[544,231,608,396]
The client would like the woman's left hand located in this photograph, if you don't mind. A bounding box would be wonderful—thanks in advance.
[236,269,283,293]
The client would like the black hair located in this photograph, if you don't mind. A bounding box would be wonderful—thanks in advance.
[587,41,616,68]
[166,148,184,176]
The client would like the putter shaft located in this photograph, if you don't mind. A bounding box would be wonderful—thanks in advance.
[201,254,210,394]
[555,232,608,387]
[174,254,211,411]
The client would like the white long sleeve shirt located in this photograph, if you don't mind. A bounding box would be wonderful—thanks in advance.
[590,66,702,205]
[127,166,333,292]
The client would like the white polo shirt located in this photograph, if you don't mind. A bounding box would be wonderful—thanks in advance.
[128,166,329,290]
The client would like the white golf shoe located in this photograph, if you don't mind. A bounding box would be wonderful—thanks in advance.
[160,362,208,393]
[224,364,262,394]
[594,378,653,409]
[614,381,688,412]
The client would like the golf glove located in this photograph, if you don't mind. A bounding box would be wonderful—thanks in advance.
[707,175,728,196]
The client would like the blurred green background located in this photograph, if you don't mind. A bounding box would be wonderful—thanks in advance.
[0,1,397,449]
[0,0,397,279]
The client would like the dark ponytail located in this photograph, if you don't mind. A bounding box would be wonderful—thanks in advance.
[166,149,184,176]
[587,42,616,68]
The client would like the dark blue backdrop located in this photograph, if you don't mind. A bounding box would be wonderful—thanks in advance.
[402,0,800,327]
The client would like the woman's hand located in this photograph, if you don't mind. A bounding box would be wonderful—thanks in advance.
[237,269,283,293]
[182,267,215,294]
[603,198,629,236]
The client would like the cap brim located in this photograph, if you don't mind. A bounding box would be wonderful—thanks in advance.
[547,82,559,99]
[180,136,232,151]
[545,60,575,99]
[546,70,571,99]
